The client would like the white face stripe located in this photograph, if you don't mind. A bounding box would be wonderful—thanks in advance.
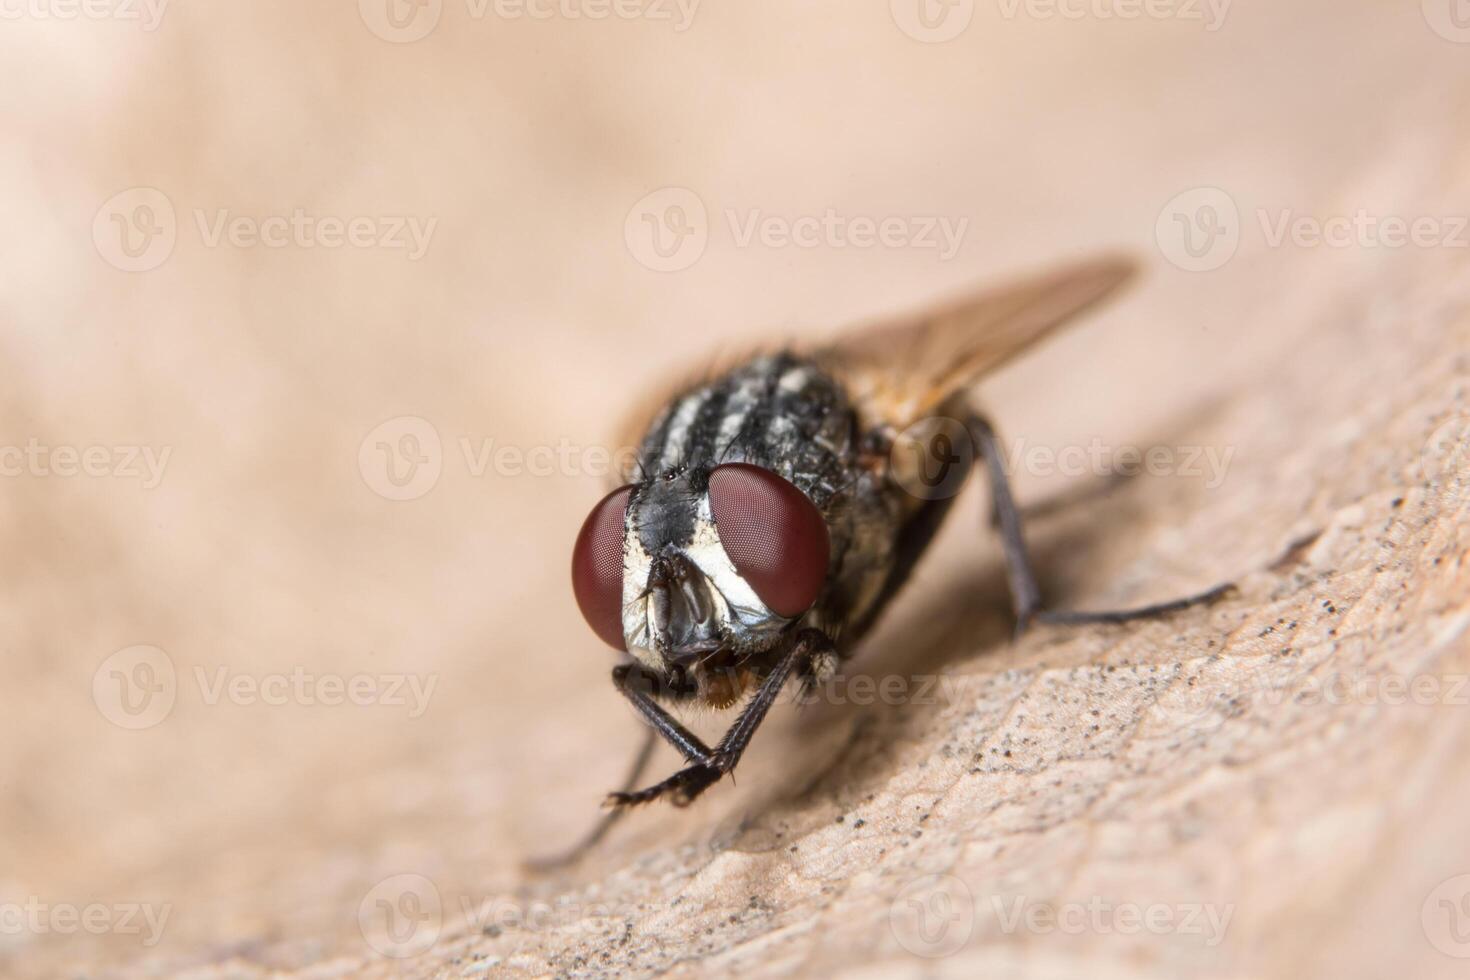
[620,512,658,668]
[619,488,779,668]
[682,494,770,619]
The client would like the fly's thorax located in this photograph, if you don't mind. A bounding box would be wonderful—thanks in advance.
[634,352,855,511]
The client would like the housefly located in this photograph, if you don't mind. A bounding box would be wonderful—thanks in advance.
[535,255,1229,868]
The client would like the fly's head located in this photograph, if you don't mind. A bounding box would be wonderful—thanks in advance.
[571,462,831,689]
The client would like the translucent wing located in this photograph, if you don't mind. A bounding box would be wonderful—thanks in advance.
[610,253,1136,484]
[813,254,1137,431]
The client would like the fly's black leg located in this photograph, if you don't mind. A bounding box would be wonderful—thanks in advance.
[608,629,832,809]
[1030,579,1234,627]
[969,415,1043,629]
[523,726,658,872]
[611,663,716,767]
[966,413,1233,633]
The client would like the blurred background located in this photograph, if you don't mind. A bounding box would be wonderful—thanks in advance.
[3,1,1469,977]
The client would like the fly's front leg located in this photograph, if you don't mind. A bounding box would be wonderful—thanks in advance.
[608,629,832,809]
[611,662,716,768]
[965,413,1233,633]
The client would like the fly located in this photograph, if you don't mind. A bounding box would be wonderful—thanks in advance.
[534,255,1231,868]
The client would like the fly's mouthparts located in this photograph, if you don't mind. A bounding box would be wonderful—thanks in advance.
[646,552,725,663]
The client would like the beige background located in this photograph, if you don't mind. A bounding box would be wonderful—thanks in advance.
[3,1,1470,977]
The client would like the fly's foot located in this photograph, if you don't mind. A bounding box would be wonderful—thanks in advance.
[604,763,723,810]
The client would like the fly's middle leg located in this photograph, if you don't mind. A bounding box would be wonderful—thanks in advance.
[964,412,1233,633]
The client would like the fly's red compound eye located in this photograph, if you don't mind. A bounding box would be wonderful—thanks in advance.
[571,485,633,650]
[707,463,830,618]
